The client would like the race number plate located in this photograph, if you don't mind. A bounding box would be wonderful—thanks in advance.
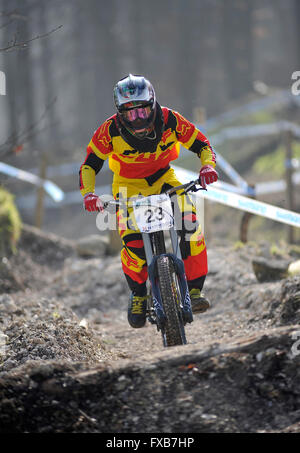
[133,194,174,233]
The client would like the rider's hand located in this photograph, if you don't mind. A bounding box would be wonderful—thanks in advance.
[83,193,104,212]
[199,165,218,189]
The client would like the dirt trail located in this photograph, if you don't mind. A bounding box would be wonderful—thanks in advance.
[0,225,300,433]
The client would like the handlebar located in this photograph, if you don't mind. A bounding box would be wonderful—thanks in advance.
[102,179,206,211]
[165,179,206,195]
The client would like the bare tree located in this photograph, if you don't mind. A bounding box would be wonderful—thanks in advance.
[0,1,62,53]
[221,0,254,100]
[0,23,62,52]
[0,97,57,158]
[294,0,300,68]
[0,0,62,157]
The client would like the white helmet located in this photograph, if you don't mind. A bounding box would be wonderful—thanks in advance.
[113,74,157,138]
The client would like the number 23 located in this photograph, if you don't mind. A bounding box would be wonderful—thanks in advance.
[145,207,164,223]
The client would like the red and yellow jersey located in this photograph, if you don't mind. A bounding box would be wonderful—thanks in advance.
[80,107,216,196]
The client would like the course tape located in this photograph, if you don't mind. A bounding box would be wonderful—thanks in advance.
[0,162,64,202]
[16,184,112,210]
[179,117,300,196]
[172,165,300,228]
[14,167,300,210]
[214,153,255,195]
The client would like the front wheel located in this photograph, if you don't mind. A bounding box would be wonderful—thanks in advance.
[156,255,187,347]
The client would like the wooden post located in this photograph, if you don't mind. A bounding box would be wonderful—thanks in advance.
[284,130,294,244]
[240,185,255,243]
[240,212,252,243]
[35,153,47,229]
[193,107,207,126]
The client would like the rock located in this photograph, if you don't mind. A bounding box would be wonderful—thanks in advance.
[279,278,300,324]
[0,294,17,313]
[280,292,300,324]
[252,257,290,282]
[0,259,25,293]
[76,235,108,258]
[20,224,76,267]
[79,318,89,329]
[289,245,300,259]
[288,260,300,277]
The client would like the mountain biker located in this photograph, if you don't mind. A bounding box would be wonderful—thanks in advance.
[79,74,218,328]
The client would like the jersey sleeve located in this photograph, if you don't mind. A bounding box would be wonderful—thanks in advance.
[79,150,105,196]
[169,109,216,168]
[87,118,114,160]
[79,119,114,196]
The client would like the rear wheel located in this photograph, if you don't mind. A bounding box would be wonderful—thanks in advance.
[156,255,186,347]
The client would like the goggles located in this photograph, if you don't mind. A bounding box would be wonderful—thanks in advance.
[121,103,152,122]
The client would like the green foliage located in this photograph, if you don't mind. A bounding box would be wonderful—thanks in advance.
[289,245,300,258]
[209,109,277,136]
[0,186,22,257]
[233,241,245,250]
[270,243,282,256]
[250,110,275,125]
[269,241,292,259]
[253,142,300,177]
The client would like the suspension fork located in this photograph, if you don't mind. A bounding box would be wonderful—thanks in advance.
[142,229,192,327]
[142,232,166,329]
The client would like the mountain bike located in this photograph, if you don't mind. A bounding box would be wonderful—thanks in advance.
[103,179,206,347]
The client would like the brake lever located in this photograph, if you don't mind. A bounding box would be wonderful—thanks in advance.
[192,185,207,192]
[102,200,118,213]
[182,181,196,194]
[182,182,207,195]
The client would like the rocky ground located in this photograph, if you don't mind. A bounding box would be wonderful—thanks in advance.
[0,224,300,433]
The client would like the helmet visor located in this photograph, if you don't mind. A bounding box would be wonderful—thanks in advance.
[122,105,152,122]
[119,102,154,133]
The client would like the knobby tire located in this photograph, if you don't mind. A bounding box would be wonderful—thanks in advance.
[156,255,186,347]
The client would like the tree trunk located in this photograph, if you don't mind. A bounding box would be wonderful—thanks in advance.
[222,0,254,100]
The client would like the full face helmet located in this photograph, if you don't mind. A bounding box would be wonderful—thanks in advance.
[113,74,157,138]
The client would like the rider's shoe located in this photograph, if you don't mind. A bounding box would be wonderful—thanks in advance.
[128,293,147,328]
[189,288,210,314]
